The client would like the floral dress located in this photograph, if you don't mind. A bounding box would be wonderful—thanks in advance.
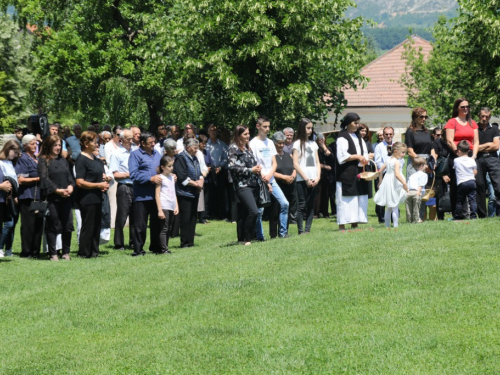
[228,144,258,188]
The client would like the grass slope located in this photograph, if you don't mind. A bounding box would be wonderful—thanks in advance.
[1,205,500,374]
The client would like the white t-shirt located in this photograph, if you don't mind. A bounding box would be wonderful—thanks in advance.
[159,174,176,211]
[249,137,277,182]
[408,170,428,193]
[454,156,477,185]
[293,140,319,181]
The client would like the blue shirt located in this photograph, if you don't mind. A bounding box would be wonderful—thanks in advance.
[129,147,161,201]
[15,153,40,200]
[109,146,133,185]
[206,139,228,168]
[66,135,81,160]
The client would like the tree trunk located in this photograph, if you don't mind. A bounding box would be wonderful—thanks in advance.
[147,100,163,133]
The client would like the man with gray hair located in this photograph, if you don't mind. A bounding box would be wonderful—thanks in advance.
[109,129,135,250]
[66,124,83,160]
[283,127,295,154]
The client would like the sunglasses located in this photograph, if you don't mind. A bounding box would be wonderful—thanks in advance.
[480,115,490,118]
[419,115,429,119]
[384,133,394,136]
[460,106,470,109]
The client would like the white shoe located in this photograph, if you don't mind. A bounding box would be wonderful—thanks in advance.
[5,249,12,257]
[0,250,4,258]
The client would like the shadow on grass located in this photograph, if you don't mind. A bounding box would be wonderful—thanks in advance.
[0,258,13,262]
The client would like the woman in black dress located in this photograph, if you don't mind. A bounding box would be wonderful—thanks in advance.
[270,131,296,238]
[38,135,75,261]
[75,131,110,258]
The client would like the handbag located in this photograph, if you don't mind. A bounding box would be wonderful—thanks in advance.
[29,184,49,218]
[435,156,451,177]
[438,190,452,213]
[256,176,271,208]
[422,174,435,202]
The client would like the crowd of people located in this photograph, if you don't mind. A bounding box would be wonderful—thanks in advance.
[1,97,498,259]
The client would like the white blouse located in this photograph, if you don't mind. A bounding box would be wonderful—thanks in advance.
[336,133,368,166]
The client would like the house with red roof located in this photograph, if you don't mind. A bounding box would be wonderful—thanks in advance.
[316,35,433,141]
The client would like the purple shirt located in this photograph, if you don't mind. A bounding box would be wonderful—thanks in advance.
[129,147,161,202]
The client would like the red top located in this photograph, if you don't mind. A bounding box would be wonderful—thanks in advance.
[444,118,478,150]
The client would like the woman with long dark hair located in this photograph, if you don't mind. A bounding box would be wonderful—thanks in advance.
[38,135,75,261]
[0,140,19,257]
[228,125,261,245]
[405,107,433,180]
[444,97,479,213]
[16,134,44,258]
[292,118,321,234]
[75,131,110,258]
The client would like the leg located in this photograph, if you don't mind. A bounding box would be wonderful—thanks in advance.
[391,207,399,228]
[454,183,466,219]
[271,180,289,237]
[486,173,496,217]
[159,209,169,251]
[467,181,478,219]
[268,195,279,238]
[92,203,102,256]
[413,195,422,223]
[304,184,319,232]
[132,201,148,255]
[405,194,413,223]
[74,208,82,244]
[384,207,392,227]
[255,206,265,240]
[59,199,74,255]
[178,196,192,247]
[148,199,162,252]
[19,200,34,257]
[78,204,96,258]
[475,157,487,218]
[296,181,307,234]
[45,201,60,257]
[114,184,132,248]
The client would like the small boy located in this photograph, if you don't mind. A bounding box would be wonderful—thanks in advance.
[406,157,428,223]
[453,140,477,220]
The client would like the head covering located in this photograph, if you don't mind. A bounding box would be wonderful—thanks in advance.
[340,113,360,130]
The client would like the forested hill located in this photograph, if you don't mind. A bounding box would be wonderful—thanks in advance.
[349,0,458,52]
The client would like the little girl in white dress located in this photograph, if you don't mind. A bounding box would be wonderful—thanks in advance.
[374,142,409,228]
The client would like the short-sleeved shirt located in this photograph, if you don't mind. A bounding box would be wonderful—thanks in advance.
[109,146,133,185]
[248,137,277,182]
[444,118,478,150]
[405,128,433,154]
[159,174,176,211]
[16,153,40,200]
[292,140,319,181]
[75,154,105,206]
[454,156,477,185]
[478,124,500,154]
[408,170,428,192]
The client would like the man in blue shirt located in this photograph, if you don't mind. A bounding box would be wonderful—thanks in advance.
[128,132,163,256]
[66,124,83,161]
[110,129,135,251]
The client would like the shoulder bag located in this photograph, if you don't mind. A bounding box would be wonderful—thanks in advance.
[257,176,271,208]
[29,183,49,218]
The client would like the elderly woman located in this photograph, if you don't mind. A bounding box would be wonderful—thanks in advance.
[335,112,369,230]
[0,140,19,257]
[75,131,110,258]
[444,97,479,213]
[16,134,44,258]
[228,125,261,245]
[38,135,75,261]
[174,137,204,248]
[99,131,112,162]
[163,138,178,157]
[270,131,297,238]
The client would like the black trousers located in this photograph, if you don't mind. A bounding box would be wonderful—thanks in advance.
[296,181,318,234]
[455,180,477,219]
[78,202,102,258]
[475,155,500,218]
[314,177,331,217]
[114,184,135,248]
[207,171,228,219]
[178,195,199,247]
[269,182,297,238]
[374,177,385,223]
[235,186,259,242]
[160,209,174,251]
[46,199,74,257]
[133,199,161,254]
[19,199,44,258]
[227,182,238,222]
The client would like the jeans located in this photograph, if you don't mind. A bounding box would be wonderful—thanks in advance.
[255,180,289,239]
[486,173,496,217]
[0,216,17,251]
[454,180,477,219]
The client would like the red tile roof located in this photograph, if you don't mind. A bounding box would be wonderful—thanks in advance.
[345,35,432,107]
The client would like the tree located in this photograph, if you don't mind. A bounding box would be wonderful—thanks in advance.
[402,1,500,126]
[0,13,33,131]
[3,0,367,131]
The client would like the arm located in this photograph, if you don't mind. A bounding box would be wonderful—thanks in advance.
[129,152,159,184]
[312,149,321,186]
[61,140,68,159]
[472,128,479,158]
[374,143,384,169]
[228,147,258,177]
[37,158,58,195]
[76,178,109,191]
[16,157,39,185]
[263,155,278,182]
[293,149,309,183]
[407,148,417,159]
[416,186,423,196]
[174,197,179,215]
[109,153,130,181]
[394,160,408,190]
[155,184,165,219]
[446,128,457,153]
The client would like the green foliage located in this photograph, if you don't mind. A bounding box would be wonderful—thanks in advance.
[0,13,33,131]
[2,0,367,131]
[364,26,434,52]
[402,1,500,125]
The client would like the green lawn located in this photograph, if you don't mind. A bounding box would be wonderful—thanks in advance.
[2,204,500,374]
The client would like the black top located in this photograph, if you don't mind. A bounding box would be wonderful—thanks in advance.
[478,124,500,155]
[405,128,433,154]
[318,147,335,182]
[228,144,258,188]
[15,153,40,200]
[275,152,294,176]
[75,153,105,206]
[431,138,450,159]
[38,156,76,202]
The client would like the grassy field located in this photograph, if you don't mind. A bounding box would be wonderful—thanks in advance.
[2,203,500,374]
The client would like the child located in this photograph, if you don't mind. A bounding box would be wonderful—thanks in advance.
[374,142,409,228]
[405,157,428,223]
[155,155,179,254]
[453,140,477,220]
